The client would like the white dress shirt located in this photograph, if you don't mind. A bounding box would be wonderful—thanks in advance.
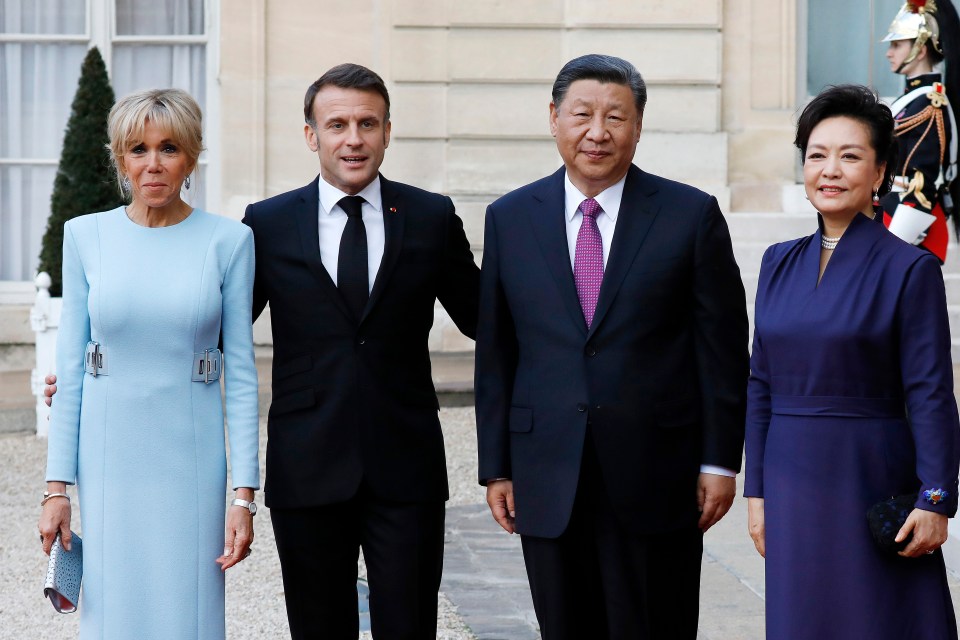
[317,176,385,293]
[562,172,735,479]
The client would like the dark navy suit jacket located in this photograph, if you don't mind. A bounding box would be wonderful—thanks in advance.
[475,164,749,537]
[243,175,479,508]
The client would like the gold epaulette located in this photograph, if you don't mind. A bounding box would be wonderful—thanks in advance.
[927,82,947,108]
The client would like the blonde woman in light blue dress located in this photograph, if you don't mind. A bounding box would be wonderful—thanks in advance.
[38,89,260,639]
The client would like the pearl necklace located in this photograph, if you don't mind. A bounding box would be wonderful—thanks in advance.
[821,235,840,250]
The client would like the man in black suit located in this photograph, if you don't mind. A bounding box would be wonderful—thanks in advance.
[475,54,748,638]
[243,64,479,639]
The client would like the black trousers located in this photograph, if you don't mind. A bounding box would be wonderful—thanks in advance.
[271,487,445,640]
[520,436,703,640]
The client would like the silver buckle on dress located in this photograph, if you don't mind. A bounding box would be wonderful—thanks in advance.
[192,348,222,384]
[84,341,108,377]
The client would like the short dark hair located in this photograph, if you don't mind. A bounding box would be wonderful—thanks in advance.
[552,54,647,114]
[794,84,898,196]
[304,63,391,126]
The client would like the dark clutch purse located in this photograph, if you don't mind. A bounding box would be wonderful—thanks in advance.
[866,494,915,553]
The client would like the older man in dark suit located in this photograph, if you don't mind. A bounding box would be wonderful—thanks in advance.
[475,54,749,638]
[243,64,479,639]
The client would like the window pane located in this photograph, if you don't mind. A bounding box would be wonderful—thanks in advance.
[112,43,205,111]
[808,0,903,97]
[0,0,85,35]
[0,43,86,158]
[0,165,57,281]
[115,0,204,36]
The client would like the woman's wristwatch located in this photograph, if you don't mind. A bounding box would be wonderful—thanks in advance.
[231,498,257,516]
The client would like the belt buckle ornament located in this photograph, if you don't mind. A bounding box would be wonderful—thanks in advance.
[194,348,221,384]
[84,341,107,377]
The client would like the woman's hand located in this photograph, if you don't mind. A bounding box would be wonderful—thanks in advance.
[747,497,766,557]
[896,508,948,557]
[216,489,255,571]
[38,484,72,556]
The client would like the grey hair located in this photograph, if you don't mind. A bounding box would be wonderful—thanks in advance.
[551,54,647,114]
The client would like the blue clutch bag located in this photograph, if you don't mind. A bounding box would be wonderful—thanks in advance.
[43,531,82,613]
[866,494,914,554]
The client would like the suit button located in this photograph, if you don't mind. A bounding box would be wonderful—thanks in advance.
[358,338,366,345]
[586,345,597,356]
[577,403,587,412]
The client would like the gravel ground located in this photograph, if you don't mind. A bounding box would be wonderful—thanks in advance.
[0,406,484,639]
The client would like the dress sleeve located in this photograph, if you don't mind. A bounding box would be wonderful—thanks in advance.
[743,246,775,498]
[222,227,261,490]
[899,253,960,516]
[46,221,91,484]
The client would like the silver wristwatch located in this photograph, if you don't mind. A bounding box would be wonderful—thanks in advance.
[231,498,257,516]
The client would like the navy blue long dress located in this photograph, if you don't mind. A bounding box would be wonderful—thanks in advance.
[744,212,960,639]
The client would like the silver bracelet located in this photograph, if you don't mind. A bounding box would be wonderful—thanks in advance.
[40,492,70,507]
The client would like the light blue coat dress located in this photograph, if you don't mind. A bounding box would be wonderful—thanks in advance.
[46,207,260,639]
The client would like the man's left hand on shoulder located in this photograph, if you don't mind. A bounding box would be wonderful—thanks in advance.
[697,472,736,532]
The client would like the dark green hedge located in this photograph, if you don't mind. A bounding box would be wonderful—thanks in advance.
[37,47,123,296]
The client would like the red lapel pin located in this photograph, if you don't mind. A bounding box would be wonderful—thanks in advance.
[389,207,397,213]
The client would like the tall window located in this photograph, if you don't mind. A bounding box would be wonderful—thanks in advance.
[807,0,906,98]
[0,0,216,282]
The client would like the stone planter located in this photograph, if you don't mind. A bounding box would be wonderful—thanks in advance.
[30,272,61,437]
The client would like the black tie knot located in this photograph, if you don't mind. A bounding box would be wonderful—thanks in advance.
[339,196,365,218]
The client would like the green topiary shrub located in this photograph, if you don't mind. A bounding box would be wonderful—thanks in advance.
[37,46,123,296]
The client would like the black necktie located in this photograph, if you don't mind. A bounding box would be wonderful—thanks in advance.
[337,195,368,320]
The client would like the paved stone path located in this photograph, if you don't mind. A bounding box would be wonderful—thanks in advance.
[441,483,768,639]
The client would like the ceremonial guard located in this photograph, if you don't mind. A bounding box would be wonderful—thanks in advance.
[881,0,960,262]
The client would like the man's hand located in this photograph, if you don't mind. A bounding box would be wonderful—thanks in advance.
[747,497,765,557]
[697,473,735,532]
[486,479,516,534]
[44,374,57,407]
[896,508,948,557]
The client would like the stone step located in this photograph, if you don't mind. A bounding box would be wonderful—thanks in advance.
[726,212,814,243]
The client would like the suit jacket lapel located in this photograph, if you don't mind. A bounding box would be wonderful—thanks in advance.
[529,168,589,336]
[293,176,354,321]
[588,166,660,339]
[363,175,405,321]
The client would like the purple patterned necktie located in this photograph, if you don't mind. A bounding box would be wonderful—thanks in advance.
[574,198,604,329]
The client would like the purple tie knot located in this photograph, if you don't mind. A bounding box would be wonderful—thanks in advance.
[581,198,601,219]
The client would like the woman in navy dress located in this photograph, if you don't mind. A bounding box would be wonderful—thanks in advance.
[744,84,960,639]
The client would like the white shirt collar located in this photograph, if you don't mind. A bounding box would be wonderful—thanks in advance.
[563,171,626,222]
[318,175,383,215]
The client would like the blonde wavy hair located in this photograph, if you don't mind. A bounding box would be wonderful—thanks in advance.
[107,88,204,197]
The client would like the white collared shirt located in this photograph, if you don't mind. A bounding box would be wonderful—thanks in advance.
[561,170,735,479]
[317,176,385,293]
[563,172,625,269]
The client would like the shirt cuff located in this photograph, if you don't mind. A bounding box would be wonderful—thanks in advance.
[699,464,737,477]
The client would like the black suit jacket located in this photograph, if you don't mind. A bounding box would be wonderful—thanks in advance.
[475,165,749,538]
[243,175,479,508]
